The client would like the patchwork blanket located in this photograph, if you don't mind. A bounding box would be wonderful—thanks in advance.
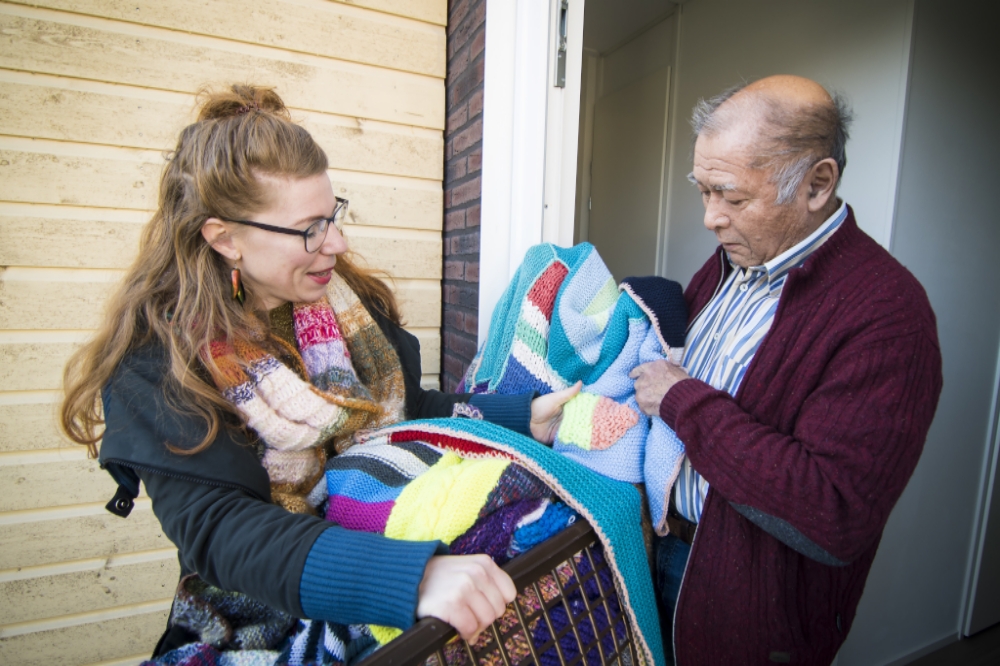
[462,243,689,534]
[151,420,665,666]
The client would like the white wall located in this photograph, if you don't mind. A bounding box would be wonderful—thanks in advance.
[840,1,1000,662]
[661,0,913,284]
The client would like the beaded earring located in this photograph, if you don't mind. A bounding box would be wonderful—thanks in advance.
[231,266,245,304]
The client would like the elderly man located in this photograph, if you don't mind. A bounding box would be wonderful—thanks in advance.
[631,75,942,665]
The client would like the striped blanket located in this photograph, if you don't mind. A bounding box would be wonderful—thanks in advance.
[462,243,689,535]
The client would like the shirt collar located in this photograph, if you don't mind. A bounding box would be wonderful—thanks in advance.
[731,200,848,289]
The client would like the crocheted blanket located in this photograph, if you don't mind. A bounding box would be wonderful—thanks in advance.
[461,243,688,534]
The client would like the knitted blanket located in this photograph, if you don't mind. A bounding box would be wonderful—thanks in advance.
[151,421,664,666]
[351,419,666,666]
[461,243,688,534]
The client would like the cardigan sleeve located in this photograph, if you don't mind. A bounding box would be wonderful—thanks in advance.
[661,303,942,566]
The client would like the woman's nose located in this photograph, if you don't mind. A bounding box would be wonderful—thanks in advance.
[320,224,349,255]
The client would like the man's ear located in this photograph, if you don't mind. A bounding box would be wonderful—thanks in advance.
[201,218,241,262]
[805,158,838,212]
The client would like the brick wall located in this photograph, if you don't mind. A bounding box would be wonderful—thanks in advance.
[442,0,486,392]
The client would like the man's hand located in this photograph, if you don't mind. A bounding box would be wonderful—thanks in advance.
[630,360,691,416]
[416,554,517,642]
[529,381,583,444]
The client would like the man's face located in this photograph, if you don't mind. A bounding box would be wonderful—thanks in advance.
[690,129,812,268]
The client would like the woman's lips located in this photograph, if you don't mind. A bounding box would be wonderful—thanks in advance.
[308,269,333,285]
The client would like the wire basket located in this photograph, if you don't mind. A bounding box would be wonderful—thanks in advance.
[356,520,640,666]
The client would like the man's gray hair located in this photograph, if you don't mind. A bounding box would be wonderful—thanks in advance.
[691,82,854,204]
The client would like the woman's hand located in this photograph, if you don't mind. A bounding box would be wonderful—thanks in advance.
[416,554,517,642]
[529,381,583,444]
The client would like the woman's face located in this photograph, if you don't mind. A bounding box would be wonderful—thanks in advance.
[229,173,348,310]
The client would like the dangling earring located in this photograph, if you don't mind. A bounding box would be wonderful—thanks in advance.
[231,266,245,304]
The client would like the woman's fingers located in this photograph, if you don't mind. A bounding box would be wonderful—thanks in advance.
[529,380,584,443]
[416,555,517,642]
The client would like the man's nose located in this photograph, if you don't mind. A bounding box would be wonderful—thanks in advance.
[703,197,729,231]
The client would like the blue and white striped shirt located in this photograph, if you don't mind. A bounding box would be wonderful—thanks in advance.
[673,202,848,523]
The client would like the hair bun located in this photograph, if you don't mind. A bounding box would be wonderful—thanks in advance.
[196,84,291,122]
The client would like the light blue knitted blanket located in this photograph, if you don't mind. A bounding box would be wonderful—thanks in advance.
[461,243,686,536]
[356,418,666,666]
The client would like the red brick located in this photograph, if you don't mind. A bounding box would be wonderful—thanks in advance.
[448,0,470,36]
[452,118,482,155]
[451,176,481,206]
[444,309,464,331]
[470,0,486,30]
[447,104,468,135]
[444,284,460,305]
[444,259,465,280]
[446,158,467,182]
[444,209,466,231]
[463,312,479,336]
[445,139,453,161]
[444,331,478,361]
[453,232,480,256]
[468,149,482,173]
[444,354,468,383]
[466,205,481,227]
[470,27,486,60]
[464,261,479,283]
[468,90,484,119]
[452,60,485,105]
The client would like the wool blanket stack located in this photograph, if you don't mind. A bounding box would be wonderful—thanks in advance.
[150,420,665,666]
[462,243,689,534]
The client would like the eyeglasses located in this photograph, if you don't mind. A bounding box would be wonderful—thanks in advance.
[224,197,348,253]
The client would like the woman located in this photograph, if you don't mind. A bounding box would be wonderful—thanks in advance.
[61,84,579,659]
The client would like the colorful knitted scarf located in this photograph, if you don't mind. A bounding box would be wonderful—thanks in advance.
[204,272,406,513]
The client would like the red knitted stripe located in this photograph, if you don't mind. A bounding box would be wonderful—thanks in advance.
[526,262,569,318]
[389,430,515,460]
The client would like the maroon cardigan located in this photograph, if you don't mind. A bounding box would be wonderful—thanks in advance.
[661,208,942,665]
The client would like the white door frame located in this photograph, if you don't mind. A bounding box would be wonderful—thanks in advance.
[478,0,585,342]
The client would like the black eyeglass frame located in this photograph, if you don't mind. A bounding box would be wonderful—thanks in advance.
[223,197,348,253]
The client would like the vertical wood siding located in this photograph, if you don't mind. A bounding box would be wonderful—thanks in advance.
[0,2,446,664]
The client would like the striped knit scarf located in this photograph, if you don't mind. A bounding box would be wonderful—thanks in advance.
[204,273,406,513]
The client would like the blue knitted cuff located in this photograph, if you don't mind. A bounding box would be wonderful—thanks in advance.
[469,392,535,437]
[299,527,444,628]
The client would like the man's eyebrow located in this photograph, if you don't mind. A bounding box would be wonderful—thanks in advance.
[686,172,737,191]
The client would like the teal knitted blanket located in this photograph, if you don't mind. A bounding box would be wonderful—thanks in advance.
[461,243,688,536]
[357,418,666,666]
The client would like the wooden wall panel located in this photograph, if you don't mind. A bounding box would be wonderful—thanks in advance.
[0,502,168,568]
[0,273,442,330]
[0,402,65,453]
[0,8,443,129]
[0,1,446,661]
[0,75,443,179]
[0,341,83,392]
[0,608,170,666]
[9,0,445,78]
[0,457,117,512]
[0,554,179,625]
